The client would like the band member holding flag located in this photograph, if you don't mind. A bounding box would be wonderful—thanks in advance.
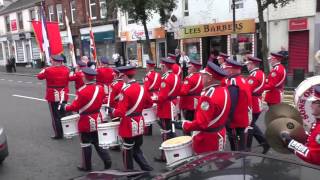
[69,61,86,90]
[37,55,70,139]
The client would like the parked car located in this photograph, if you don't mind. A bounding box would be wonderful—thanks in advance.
[73,151,320,180]
[0,126,8,164]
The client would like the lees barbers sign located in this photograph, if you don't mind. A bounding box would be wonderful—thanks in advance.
[177,19,256,39]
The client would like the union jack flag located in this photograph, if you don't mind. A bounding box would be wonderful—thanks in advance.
[88,17,97,63]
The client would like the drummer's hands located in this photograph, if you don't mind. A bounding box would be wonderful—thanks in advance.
[58,102,66,111]
[280,131,292,145]
[106,106,114,114]
[151,95,158,101]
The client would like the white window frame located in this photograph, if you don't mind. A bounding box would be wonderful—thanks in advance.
[5,16,10,32]
[183,0,189,17]
[17,12,23,30]
[89,0,97,20]
[48,5,55,21]
[127,13,134,24]
[99,0,107,19]
[56,4,63,25]
[70,0,76,23]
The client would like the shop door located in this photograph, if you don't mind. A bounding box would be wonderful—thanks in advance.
[16,40,24,63]
[25,43,32,64]
[157,40,166,67]
[288,31,309,74]
[141,42,150,68]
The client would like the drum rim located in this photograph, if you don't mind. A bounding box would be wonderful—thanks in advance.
[61,114,80,120]
[98,122,120,127]
[161,136,192,149]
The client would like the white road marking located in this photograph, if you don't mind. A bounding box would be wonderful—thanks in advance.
[8,80,13,82]
[36,82,42,85]
[0,79,5,80]
[17,81,23,83]
[12,94,46,102]
[25,82,32,84]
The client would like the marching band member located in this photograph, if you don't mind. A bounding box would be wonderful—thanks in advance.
[37,55,70,140]
[153,58,181,162]
[180,62,231,154]
[69,60,86,90]
[264,52,287,106]
[108,66,154,171]
[217,52,229,68]
[143,60,161,136]
[61,67,112,171]
[109,68,125,109]
[96,57,114,94]
[245,57,270,153]
[223,59,252,151]
[179,60,203,124]
[281,85,320,165]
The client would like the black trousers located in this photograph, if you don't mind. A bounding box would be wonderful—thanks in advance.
[48,101,66,138]
[80,132,112,170]
[122,135,152,171]
[247,113,267,150]
[227,127,246,151]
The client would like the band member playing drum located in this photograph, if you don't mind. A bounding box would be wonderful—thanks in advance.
[179,60,203,127]
[223,59,252,151]
[143,60,161,136]
[245,57,270,153]
[281,85,320,166]
[179,62,231,154]
[69,60,86,90]
[153,58,181,162]
[264,52,287,106]
[108,65,154,171]
[60,67,112,171]
[37,55,70,139]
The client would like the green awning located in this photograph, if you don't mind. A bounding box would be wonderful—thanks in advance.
[81,31,114,42]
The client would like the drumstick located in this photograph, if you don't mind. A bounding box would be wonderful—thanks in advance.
[58,90,65,110]
[105,85,111,119]
[170,101,176,134]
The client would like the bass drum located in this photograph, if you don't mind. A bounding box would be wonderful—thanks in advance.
[294,75,320,132]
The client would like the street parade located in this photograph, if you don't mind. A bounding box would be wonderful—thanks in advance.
[1,0,320,179]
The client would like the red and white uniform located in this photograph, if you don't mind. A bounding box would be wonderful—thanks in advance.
[96,67,114,93]
[65,83,105,132]
[37,66,70,102]
[225,75,252,128]
[179,72,203,110]
[156,71,181,119]
[264,63,286,105]
[172,64,182,78]
[246,68,265,113]
[183,85,231,154]
[112,81,153,138]
[143,70,161,95]
[109,79,125,108]
[69,71,85,90]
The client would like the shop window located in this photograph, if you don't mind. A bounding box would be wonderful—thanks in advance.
[48,5,55,21]
[70,0,76,23]
[127,13,135,24]
[17,12,23,30]
[89,0,97,20]
[56,4,63,25]
[0,43,3,60]
[127,42,137,61]
[5,16,10,32]
[100,0,107,19]
[183,0,189,16]
[184,38,200,60]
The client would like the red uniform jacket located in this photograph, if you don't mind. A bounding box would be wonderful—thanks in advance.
[109,79,125,108]
[37,66,70,102]
[112,80,153,138]
[247,68,265,113]
[183,85,231,154]
[225,75,252,128]
[294,121,320,165]
[264,63,286,105]
[69,71,84,90]
[155,71,181,119]
[144,70,161,93]
[65,83,105,133]
[179,72,203,110]
[172,64,182,78]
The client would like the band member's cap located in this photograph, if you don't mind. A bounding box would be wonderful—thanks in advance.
[51,55,64,61]
[200,61,228,80]
[146,60,156,66]
[82,67,97,76]
[246,56,262,64]
[189,60,202,68]
[117,65,136,76]
[270,52,284,60]
[87,61,96,69]
[161,58,175,67]
[224,58,244,69]
[100,57,110,64]
[76,60,87,67]
[309,85,320,101]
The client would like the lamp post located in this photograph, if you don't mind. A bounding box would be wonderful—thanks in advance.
[231,0,238,60]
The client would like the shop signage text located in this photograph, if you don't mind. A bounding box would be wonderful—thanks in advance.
[177,19,256,39]
[289,18,308,31]
[121,27,165,41]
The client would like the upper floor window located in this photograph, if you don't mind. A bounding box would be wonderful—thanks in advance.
[5,16,10,32]
[30,8,37,20]
[231,0,244,10]
[70,0,76,23]
[100,0,107,19]
[183,0,189,16]
[89,0,97,19]
[17,12,23,30]
[56,4,63,25]
[48,5,56,21]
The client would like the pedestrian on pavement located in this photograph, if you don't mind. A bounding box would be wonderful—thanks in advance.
[223,59,252,151]
[81,56,89,65]
[9,55,16,73]
[179,51,190,79]
[69,60,86,90]
[108,65,154,171]
[37,55,70,139]
[61,67,112,172]
[245,57,270,154]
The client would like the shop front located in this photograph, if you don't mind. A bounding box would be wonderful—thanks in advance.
[176,19,256,65]
[121,27,166,68]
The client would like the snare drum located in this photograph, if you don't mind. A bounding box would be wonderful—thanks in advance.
[61,114,80,138]
[161,136,193,166]
[97,122,120,148]
[142,105,157,125]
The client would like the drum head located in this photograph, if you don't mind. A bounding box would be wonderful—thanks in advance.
[162,136,192,148]
[61,114,80,121]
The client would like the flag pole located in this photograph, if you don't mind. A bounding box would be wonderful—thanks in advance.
[65,9,77,68]
[88,15,99,66]
[40,0,51,66]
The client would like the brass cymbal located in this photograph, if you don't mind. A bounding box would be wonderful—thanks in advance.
[265,117,307,154]
[265,103,302,126]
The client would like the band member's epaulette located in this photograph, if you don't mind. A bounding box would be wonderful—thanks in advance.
[123,84,131,91]
[162,72,169,79]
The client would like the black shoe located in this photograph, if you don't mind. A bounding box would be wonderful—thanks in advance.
[141,166,154,171]
[50,135,62,140]
[104,161,112,169]
[261,143,270,154]
[154,156,166,163]
[77,165,91,172]
[109,145,121,151]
